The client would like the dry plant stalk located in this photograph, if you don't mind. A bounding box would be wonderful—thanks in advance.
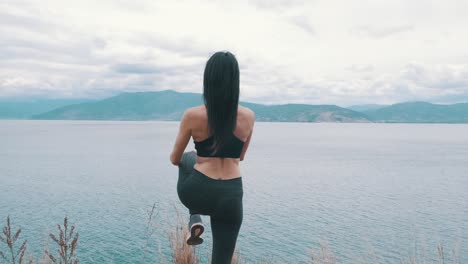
[258,258,275,264]
[169,224,199,264]
[142,202,166,264]
[44,217,79,264]
[168,209,199,264]
[0,216,29,264]
[142,203,156,263]
[400,242,461,264]
[310,241,336,264]
[437,243,444,264]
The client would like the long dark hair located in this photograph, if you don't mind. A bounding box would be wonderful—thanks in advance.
[203,51,240,155]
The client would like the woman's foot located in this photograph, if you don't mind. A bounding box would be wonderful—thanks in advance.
[186,214,204,245]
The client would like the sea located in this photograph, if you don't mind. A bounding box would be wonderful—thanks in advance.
[0,120,466,263]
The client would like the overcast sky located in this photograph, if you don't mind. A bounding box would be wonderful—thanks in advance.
[1,0,468,105]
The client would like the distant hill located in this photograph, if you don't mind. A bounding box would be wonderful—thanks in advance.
[243,102,370,122]
[347,104,387,112]
[0,99,93,119]
[6,91,467,123]
[363,101,468,123]
[32,90,203,120]
[31,90,370,122]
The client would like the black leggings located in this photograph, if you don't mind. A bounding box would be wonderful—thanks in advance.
[177,151,243,264]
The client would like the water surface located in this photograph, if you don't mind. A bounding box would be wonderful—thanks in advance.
[0,121,466,263]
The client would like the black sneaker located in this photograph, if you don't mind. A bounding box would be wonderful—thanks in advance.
[186,214,204,245]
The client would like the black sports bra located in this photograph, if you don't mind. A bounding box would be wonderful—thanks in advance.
[194,133,245,158]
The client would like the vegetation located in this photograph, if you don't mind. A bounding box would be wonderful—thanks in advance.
[44,217,79,264]
[0,216,28,264]
[0,212,460,264]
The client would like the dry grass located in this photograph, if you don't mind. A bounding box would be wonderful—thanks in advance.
[1,214,463,264]
[0,216,29,264]
[142,203,159,264]
[44,217,79,264]
[234,249,277,264]
[0,216,79,264]
[168,208,200,264]
[168,223,199,264]
[163,208,274,264]
[400,242,461,264]
[310,241,336,264]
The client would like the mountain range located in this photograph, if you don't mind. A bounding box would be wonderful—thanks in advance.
[0,98,92,119]
[362,101,468,123]
[1,90,467,123]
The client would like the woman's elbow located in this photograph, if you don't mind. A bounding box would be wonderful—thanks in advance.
[170,153,179,166]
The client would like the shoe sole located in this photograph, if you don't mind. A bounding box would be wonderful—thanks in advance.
[186,223,204,245]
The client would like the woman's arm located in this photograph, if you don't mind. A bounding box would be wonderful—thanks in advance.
[170,110,192,166]
[240,110,255,161]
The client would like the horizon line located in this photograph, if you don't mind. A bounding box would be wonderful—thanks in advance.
[1,89,467,107]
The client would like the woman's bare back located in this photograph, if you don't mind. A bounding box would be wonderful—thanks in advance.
[188,104,254,180]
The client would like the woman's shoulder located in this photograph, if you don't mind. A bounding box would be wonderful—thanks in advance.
[238,105,255,121]
[181,106,204,126]
[184,105,205,118]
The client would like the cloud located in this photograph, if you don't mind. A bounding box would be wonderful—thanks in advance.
[248,0,308,10]
[400,63,468,91]
[0,0,468,105]
[346,64,375,73]
[136,34,213,59]
[289,16,315,35]
[0,11,52,32]
[112,64,162,74]
[354,25,414,38]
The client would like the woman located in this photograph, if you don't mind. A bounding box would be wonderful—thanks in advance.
[170,51,254,263]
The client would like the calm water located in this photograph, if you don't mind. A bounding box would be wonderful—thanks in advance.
[0,120,467,263]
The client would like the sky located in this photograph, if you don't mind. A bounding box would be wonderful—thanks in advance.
[1,0,468,106]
